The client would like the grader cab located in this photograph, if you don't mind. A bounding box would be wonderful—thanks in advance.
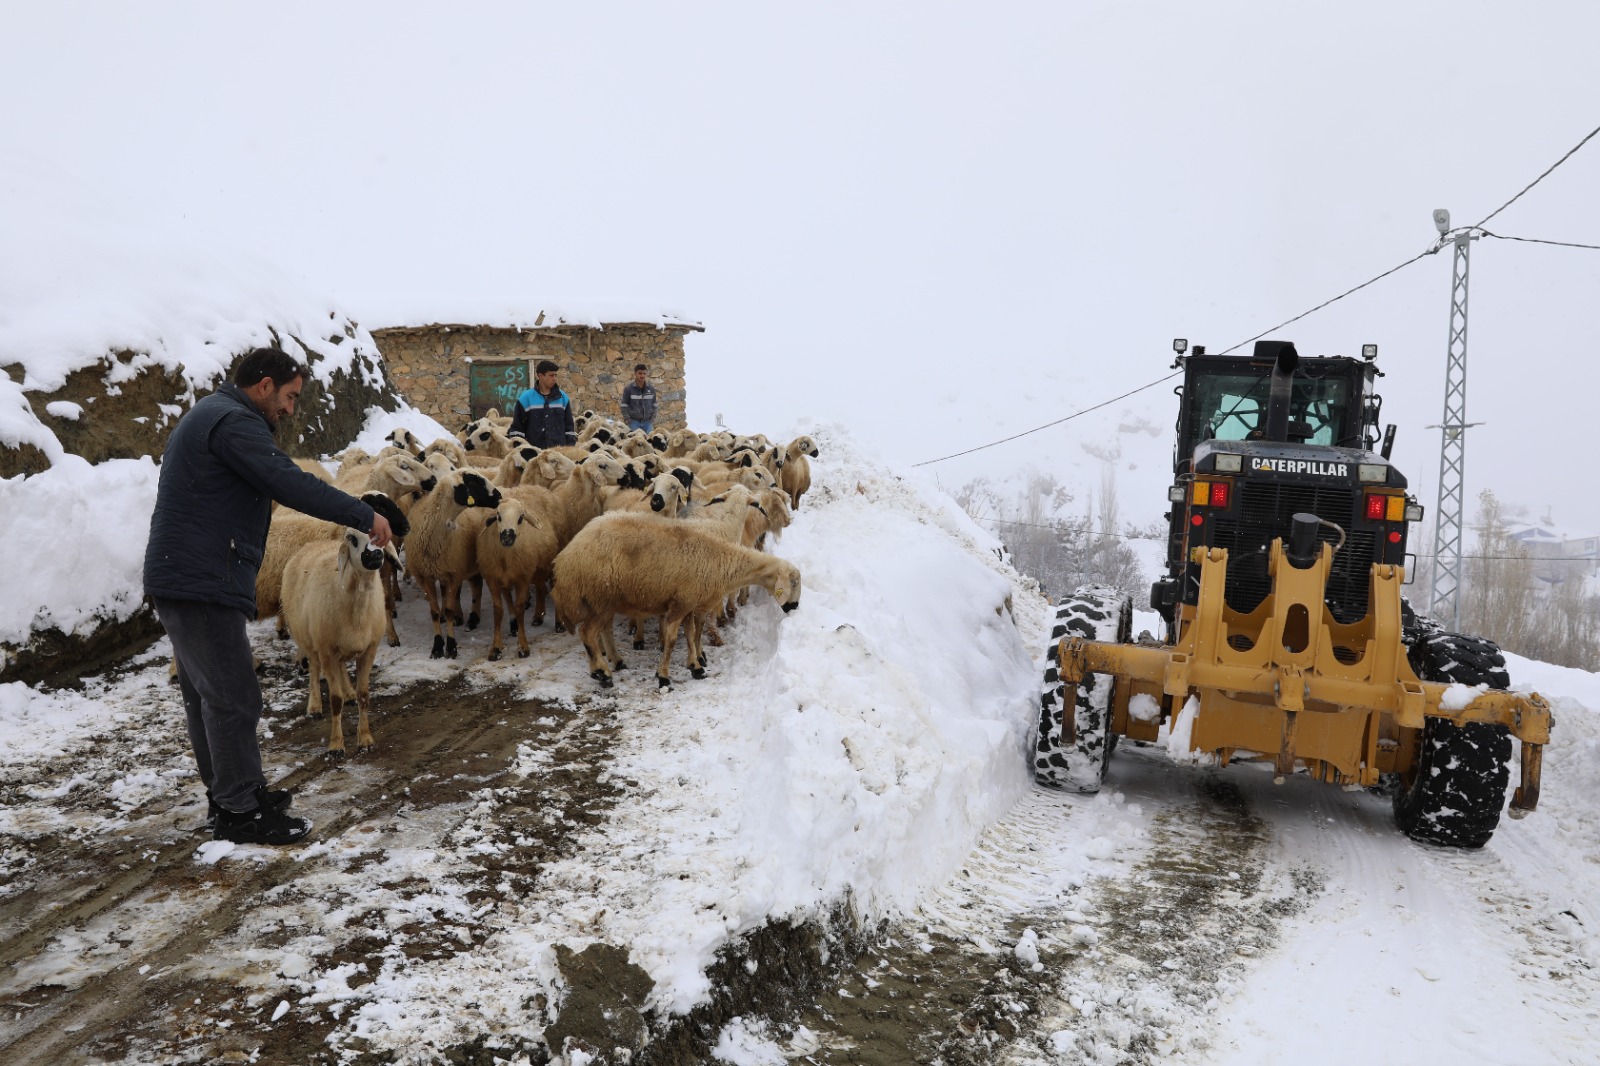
[1034,340,1550,848]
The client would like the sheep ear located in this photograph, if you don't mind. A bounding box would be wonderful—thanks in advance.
[484,513,498,527]
[392,468,419,489]
[338,546,350,580]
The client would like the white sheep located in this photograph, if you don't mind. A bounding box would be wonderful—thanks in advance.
[385,427,427,457]
[781,434,819,509]
[552,511,802,690]
[404,468,504,659]
[280,527,398,752]
[475,488,561,660]
[460,417,516,460]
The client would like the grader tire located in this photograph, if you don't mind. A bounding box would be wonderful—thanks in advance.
[1035,585,1131,793]
[1393,632,1513,849]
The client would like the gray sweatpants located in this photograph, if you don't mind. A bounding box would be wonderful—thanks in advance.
[153,597,266,814]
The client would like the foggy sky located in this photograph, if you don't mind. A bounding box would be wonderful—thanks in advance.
[4,1,1598,531]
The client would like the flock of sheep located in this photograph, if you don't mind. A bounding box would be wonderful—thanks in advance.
[260,408,819,752]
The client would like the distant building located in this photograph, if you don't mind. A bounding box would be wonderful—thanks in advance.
[1506,520,1600,588]
[371,306,702,431]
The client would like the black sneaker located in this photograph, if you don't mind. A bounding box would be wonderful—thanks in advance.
[213,789,312,845]
[206,787,292,829]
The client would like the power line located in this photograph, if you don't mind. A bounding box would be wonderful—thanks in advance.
[1218,246,1440,355]
[1474,122,1600,228]
[910,372,1181,467]
[1481,229,1600,251]
[973,513,1589,563]
[914,120,1600,469]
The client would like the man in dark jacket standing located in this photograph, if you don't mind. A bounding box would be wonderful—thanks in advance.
[143,348,394,846]
[508,359,577,447]
[619,363,657,433]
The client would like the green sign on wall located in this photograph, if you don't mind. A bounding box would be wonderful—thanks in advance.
[468,360,529,421]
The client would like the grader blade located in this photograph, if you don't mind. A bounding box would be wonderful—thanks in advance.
[1056,540,1548,807]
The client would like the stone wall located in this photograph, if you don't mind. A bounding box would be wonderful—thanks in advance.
[371,323,697,432]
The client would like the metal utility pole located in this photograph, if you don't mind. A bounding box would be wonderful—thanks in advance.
[1428,208,1480,630]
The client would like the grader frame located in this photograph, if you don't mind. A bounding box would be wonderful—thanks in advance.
[1056,539,1549,814]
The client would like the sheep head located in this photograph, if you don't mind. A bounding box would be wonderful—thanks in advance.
[452,471,503,511]
[338,530,385,580]
[361,492,412,539]
[765,562,802,613]
[483,500,531,547]
[580,454,630,488]
[790,435,819,459]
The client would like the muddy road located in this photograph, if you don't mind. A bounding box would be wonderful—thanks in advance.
[4,624,1597,1065]
[1,632,628,1065]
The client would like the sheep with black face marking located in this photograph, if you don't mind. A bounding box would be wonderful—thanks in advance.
[385,427,427,458]
[459,417,516,460]
[552,511,801,690]
[404,469,503,659]
[475,488,561,661]
[281,526,400,752]
[256,492,410,639]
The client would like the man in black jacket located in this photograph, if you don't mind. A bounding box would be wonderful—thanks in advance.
[143,348,394,846]
[508,359,577,447]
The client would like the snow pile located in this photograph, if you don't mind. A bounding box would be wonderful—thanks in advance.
[1497,653,1600,966]
[0,455,160,646]
[0,154,386,462]
[480,427,1047,1017]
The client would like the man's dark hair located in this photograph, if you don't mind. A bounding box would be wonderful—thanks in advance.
[234,348,307,388]
[634,363,648,373]
[535,359,560,375]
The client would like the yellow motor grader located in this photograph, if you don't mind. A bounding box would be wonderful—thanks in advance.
[1035,340,1549,848]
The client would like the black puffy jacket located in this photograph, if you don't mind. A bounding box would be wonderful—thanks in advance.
[142,384,375,617]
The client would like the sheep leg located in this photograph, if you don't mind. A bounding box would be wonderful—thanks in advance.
[423,580,447,659]
[656,614,687,689]
[382,558,401,647]
[354,644,377,750]
[465,575,483,630]
[702,615,725,648]
[688,614,707,680]
[577,616,613,688]
[321,652,346,753]
[486,577,507,662]
[304,645,325,719]
[630,617,645,650]
[510,581,531,658]
[603,619,626,671]
[530,571,550,627]
[442,579,462,658]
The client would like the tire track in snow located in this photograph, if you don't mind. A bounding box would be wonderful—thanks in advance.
[754,744,1309,1064]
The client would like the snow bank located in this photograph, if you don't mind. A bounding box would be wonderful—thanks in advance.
[500,427,1048,1016]
[0,456,159,646]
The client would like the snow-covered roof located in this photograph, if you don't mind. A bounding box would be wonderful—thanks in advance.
[1508,523,1600,545]
[358,299,703,334]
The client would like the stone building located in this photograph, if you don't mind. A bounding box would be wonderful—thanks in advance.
[371,311,702,432]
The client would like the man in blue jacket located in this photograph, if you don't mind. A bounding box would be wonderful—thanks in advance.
[143,348,394,846]
[508,359,577,447]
